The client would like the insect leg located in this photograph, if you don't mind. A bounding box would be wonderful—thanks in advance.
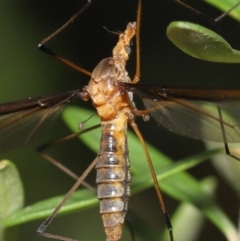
[129,120,174,241]
[217,106,240,161]
[39,1,91,46]
[172,0,240,23]
[37,124,100,193]
[37,157,99,241]
[38,0,92,76]
[132,0,141,84]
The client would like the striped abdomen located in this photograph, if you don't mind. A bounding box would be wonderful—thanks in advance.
[96,116,130,241]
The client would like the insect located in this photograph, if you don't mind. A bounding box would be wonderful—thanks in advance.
[1,0,240,241]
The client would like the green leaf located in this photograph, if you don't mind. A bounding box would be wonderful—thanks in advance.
[167,21,240,63]
[209,143,240,193]
[4,189,97,227]
[0,160,24,241]
[161,176,217,241]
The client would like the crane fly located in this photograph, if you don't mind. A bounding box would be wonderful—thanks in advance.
[1,0,240,241]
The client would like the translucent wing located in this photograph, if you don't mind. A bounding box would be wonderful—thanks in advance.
[123,83,240,143]
[0,89,81,151]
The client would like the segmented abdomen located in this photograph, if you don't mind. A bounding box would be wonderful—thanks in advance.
[96,115,130,241]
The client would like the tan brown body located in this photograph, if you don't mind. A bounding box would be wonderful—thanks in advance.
[83,22,136,241]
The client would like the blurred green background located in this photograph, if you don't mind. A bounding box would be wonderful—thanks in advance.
[1,0,240,241]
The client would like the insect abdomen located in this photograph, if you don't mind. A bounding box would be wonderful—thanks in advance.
[96,118,130,241]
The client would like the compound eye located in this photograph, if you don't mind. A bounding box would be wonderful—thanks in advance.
[124,46,131,55]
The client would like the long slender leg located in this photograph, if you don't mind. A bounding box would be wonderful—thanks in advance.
[37,124,100,193]
[37,157,99,241]
[214,2,240,22]
[36,1,96,192]
[217,106,240,161]
[132,0,141,84]
[172,0,240,23]
[38,0,92,76]
[39,1,91,46]
[130,3,171,237]
[129,120,173,241]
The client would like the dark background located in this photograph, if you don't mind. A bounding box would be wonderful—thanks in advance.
[1,0,240,241]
